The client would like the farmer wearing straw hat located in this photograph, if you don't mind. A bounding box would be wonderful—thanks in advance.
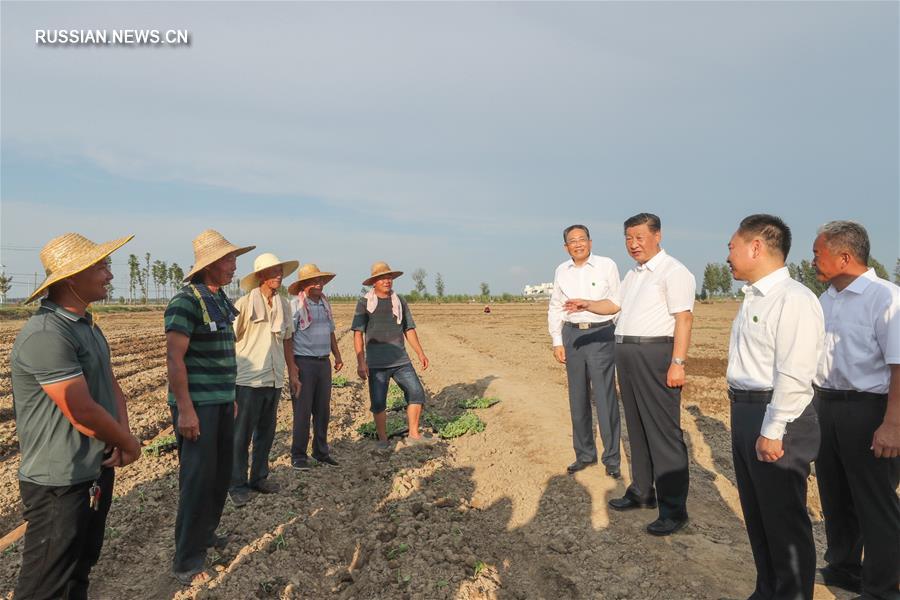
[164,229,255,584]
[352,262,431,449]
[287,263,343,470]
[11,233,141,599]
[228,253,300,506]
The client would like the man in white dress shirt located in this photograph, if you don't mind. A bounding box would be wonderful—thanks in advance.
[566,213,695,536]
[726,214,824,600]
[810,221,899,600]
[548,224,622,477]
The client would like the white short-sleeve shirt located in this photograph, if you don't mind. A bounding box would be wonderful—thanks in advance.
[815,269,900,394]
[547,254,621,346]
[615,249,696,337]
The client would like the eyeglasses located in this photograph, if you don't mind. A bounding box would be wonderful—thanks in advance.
[566,237,589,246]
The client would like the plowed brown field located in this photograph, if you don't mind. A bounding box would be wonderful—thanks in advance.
[0,303,851,599]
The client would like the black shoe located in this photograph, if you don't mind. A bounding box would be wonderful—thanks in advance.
[816,565,862,593]
[292,458,311,471]
[316,455,339,466]
[608,495,657,511]
[605,466,621,479]
[646,516,689,536]
[566,460,598,474]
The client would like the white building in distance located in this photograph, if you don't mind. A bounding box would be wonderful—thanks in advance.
[523,282,554,297]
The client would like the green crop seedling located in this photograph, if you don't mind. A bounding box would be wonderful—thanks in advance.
[457,396,500,409]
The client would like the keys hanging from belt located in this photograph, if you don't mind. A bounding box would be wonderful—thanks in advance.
[88,483,101,511]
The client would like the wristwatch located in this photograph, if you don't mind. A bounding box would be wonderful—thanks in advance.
[672,357,686,366]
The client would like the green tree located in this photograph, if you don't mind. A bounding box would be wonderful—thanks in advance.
[893,258,900,285]
[169,263,184,293]
[868,257,888,280]
[0,272,12,304]
[702,264,718,297]
[412,268,427,295]
[435,273,445,299]
[142,253,151,303]
[127,254,140,303]
[717,264,732,296]
[152,260,168,301]
[479,282,490,298]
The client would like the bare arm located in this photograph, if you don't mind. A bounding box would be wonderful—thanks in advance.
[42,376,139,455]
[166,331,200,441]
[284,337,301,397]
[873,364,900,458]
[330,332,343,371]
[354,330,368,380]
[563,299,621,316]
[666,310,693,387]
[404,328,429,370]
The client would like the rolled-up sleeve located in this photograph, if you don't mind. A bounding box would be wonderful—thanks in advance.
[761,292,825,440]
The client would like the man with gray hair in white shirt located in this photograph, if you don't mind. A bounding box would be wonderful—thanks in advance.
[726,214,824,600]
[548,224,622,478]
[811,220,899,600]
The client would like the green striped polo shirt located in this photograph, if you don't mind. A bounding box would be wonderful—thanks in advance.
[164,286,237,406]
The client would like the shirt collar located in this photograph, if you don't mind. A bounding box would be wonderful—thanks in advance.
[636,249,667,272]
[567,254,598,269]
[40,299,93,324]
[744,266,790,297]
[827,268,877,297]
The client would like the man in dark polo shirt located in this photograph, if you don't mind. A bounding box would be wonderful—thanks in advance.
[165,229,254,584]
[352,262,430,448]
[11,232,141,600]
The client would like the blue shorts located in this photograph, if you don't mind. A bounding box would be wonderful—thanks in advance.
[368,363,427,414]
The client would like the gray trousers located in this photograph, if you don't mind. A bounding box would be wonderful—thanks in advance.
[562,323,620,468]
[231,385,280,491]
[291,356,332,461]
[171,402,233,573]
[615,341,689,520]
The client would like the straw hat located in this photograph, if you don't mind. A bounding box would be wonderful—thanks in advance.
[239,253,299,291]
[362,261,403,287]
[183,230,255,282]
[24,233,134,304]
[287,263,336,295]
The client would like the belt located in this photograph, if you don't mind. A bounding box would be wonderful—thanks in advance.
[615,335,674,344]
[728,388,774,403]
[814,386,887,402]
[564,320,614,330]
[295,355,330,361]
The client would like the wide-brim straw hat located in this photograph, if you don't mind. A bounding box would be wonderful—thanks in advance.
[240,253,300,291]
[287,263,336,295]
[24,233,134,304]
[184,229,255,282]
[362,261,403,287]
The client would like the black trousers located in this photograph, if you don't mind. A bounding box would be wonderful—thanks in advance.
[231,385,280,491]
[171,402,234,573]
[15,467,114,600]
[562,324,620,468]
[615,341,689,520]
[731,394,819,600]
[291,356,332,461]
[815,390,900,600]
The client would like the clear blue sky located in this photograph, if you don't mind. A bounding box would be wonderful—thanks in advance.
[2,1,897,298]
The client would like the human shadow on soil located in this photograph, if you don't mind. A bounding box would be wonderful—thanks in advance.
[685,404,738,489]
